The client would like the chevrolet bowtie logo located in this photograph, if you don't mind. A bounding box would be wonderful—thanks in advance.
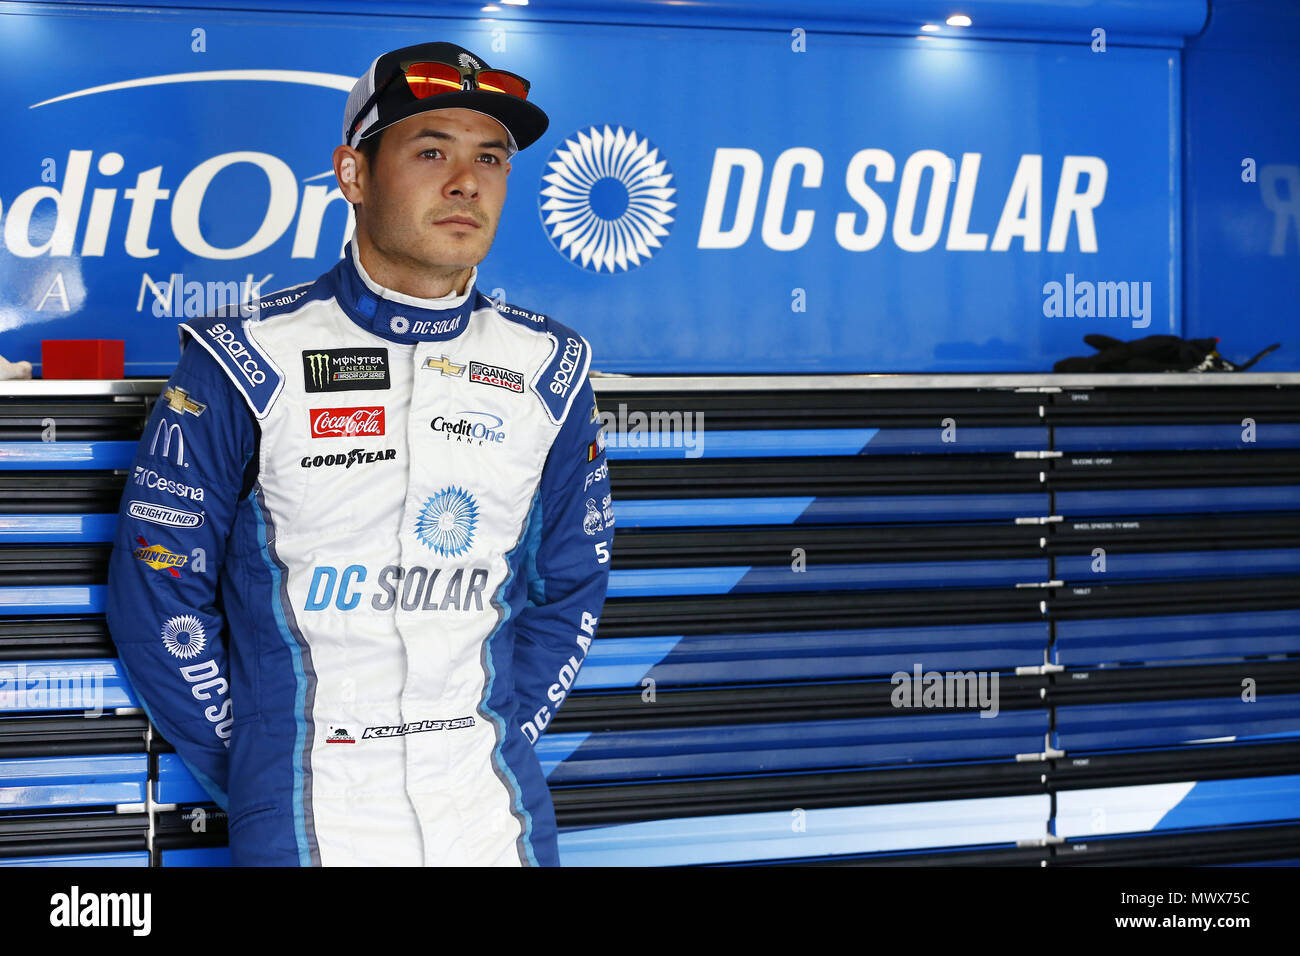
[423,355,465,377]
[162,386,207,417]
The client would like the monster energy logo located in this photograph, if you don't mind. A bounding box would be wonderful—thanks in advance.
[306,352,329,389]
[301,348,391,393]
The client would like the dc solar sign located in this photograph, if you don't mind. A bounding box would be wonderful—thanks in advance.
[538,126,676,273]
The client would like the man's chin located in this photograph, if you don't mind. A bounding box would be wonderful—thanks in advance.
[418,238,487,269]
[409,248,484,275]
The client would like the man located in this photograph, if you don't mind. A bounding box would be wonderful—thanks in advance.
[105,41,614,866]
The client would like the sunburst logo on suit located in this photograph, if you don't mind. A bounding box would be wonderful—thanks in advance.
[160,614,206,659]
[539,125,676,273]
[414,487,480,557]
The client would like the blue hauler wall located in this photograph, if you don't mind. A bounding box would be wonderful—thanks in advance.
[1181,0,1299,363]
[0,0,1293,373]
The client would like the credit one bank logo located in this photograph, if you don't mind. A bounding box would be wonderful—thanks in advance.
[539,126,677,274]
[6,70,355,263]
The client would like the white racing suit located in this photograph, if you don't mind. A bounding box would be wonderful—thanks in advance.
[105,242,614,865]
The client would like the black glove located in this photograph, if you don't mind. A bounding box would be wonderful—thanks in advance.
[1053,334,1280,372]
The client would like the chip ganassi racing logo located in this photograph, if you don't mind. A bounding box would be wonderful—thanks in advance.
[468,361,523,393]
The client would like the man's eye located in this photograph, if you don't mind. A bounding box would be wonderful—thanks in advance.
[420,149,442,159]
[480,154,500,165]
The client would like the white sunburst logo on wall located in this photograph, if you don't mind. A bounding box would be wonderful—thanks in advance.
[539,125,676,273]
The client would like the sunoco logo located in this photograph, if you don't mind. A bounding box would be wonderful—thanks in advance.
[132,536,188,577]
[539,125,676,273]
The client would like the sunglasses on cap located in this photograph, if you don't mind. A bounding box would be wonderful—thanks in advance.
[346,60,532,145]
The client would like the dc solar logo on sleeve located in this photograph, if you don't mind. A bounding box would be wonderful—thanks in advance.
[414,487,480,557]
[161,614,207,659]
[539,125,676,273]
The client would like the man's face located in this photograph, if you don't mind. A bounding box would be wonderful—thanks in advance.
[351,108,511,273]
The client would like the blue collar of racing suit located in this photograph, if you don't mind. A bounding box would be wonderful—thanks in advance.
[327,240,484,345]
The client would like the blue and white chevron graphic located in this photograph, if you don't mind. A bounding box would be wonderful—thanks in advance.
[414,487,479,557]
[538,125,676,273]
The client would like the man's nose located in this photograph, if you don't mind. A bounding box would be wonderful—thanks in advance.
[444,158,479,198]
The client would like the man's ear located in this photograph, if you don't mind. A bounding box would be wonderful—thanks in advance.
[333,144,364,202]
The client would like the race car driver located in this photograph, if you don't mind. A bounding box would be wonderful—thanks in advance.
[105,41,615,866]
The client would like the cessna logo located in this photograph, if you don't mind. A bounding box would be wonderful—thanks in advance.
[149,420,187,467]
[423,355,465,377]
[132,466,205,502]
[162,386,206,416]
[302,349,390,392]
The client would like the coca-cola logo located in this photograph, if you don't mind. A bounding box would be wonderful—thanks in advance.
[310,406,386,438]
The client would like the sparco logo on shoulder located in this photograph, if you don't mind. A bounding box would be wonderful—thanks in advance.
[550,336,583,396]
[311,406,385,438]
[206,323,266,385]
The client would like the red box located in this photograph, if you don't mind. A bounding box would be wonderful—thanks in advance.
[41,340,125,379]
[310,406,386,438]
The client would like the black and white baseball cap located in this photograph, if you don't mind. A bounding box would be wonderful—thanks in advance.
[342,41,549,158]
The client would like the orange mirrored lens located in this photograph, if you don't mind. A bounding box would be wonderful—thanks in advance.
[476,70,529,99]
[403,62,464,98]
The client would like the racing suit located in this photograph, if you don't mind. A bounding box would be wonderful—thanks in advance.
[105,241,614,866]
